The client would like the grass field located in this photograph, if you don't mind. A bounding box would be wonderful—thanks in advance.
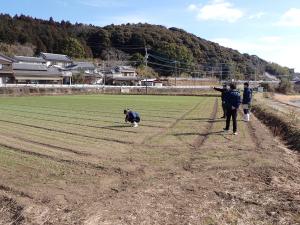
[0,95,299,225]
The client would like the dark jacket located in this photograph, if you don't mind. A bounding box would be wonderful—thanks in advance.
[214,87,228,102]
[225,89,241,109]
[126,111,140,123]
[242,87,252,104]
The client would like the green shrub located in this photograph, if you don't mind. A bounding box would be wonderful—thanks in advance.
[277,78,293,94]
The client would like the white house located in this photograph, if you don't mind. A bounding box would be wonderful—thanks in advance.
[141,79,163,87]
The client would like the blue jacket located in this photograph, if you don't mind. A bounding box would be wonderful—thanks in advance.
[213,87,229,102]
[242,87,252,104]
[126,111,140,123]
[225,89,241,109]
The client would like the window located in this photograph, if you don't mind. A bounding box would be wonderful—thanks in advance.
[0,64,2,70]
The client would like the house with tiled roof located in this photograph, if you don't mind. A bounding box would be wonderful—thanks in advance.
[13,62,64,84]
[14,56,46,64]
[0,53,14,84]
[40,52,73,68]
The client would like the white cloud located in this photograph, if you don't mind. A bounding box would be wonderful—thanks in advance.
[187,4,198,12]
[212,37,300,72]
[248,12,266,20]
[259,36,282,43]
[277,8,300,27]
[188,0,244,23]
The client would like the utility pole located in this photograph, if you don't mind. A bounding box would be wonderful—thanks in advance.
[145,46,149,94]
[220,64,223,83]
[174,60,177,86]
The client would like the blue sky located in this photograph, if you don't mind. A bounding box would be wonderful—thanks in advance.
[1,0,300,71]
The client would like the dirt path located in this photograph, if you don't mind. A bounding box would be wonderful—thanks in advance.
[0,98,299,225]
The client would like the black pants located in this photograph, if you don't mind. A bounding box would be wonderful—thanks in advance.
[222,101,227,117]
[226,108,238,132]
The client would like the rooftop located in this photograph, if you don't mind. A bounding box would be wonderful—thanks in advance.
[40,52,73,63]
[14,66,63,77]
[115,66,136,73]
[67,61,95,70]
[0,53,14,63]
[14,56,46,64]
[13,63,47,71]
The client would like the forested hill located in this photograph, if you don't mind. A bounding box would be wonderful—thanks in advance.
[0,14,292,79]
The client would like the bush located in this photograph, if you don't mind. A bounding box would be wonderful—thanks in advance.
[277,79,293,94]
[260,83,276,92]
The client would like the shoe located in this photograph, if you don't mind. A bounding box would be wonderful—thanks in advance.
[133,122,138,128]
[223,128,229,132]
[221,116,226,119]
[246,114,250,122]
[233,132,238,135]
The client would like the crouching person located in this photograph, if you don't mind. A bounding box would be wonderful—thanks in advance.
[124,109,140,127]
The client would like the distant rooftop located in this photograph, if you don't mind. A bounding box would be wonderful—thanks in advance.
[0,53,14,63]
[14,56,46,64]
[40,52,73,63]
[13,63,47,71]
[115,66,136,73]
[14,66,63,78]
[67,61,95,70]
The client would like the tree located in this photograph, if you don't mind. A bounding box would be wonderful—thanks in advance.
[130,53,144,67]
[87,29,111,57]
[277,78,293,94]
[157,43,194,65]
[136,65,158,78]
[61,37,86,58]
[72,72,85,84]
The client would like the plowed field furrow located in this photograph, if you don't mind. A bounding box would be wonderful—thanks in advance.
[0,95,299,225]
[0,119,133,145]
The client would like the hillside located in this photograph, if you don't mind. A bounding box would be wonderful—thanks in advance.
[0,14,292,79]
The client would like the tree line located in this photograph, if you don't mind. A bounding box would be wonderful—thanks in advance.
[0,13,293,79]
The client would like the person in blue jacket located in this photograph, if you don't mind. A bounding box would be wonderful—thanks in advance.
[224,83,241,135]
[124,109,140,127]
[242,82,253,122]
[213,84,229,118]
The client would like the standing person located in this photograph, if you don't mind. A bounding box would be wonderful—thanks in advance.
[242,82,252,122]
[224,83,241,135]
[124,109,140,127]
[213,84,228,118]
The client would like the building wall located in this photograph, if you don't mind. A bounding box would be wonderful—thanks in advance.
[46,61,71,68]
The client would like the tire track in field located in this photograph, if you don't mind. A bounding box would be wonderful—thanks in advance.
[0,105,177,122]
[0,107,121,124]
[8,103,185,114]
[2,111,138,134]
[237,110,262,150]
[193,98,219,148]
[0,132,90,156]
[0,184,33,199]
[0,107,166,129]
[183,98,218,172]
[0,119,133,145]
[140,100,205,145]
[0,142,131,175]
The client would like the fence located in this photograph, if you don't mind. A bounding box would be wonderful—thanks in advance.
[0,84,214,97]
